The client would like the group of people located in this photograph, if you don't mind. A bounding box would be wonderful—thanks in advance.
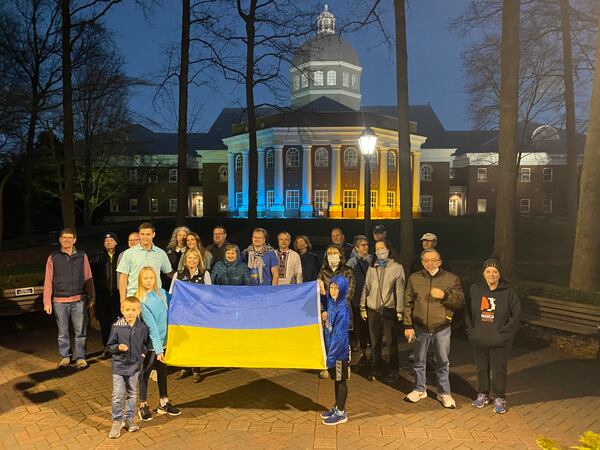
[41,222,521,435]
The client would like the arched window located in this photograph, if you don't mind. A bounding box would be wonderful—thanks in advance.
[314,71,324,86]
[342,72,349,87]
[420,164,433,181]
[326,70,336,86]
[315,147,329,167]
[286,147,300,168]
[293,75,300,91]
[266,149,274,169]
[218,164,228,182]
[367,151,378,166]
[235,154,243,174]
[343,147,358,167]
[351,74,357,89]
[388,151,397,169]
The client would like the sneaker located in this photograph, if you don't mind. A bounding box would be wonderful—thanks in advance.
[320,406,337,419]
[322,409,348,426]
[192,372,204,384]
[123,418,140,432]
[157,401,181,416]
[437,393,456,409]
[493,397,507,414]
[472,393,490,408]
[108,420,122,439]
[385,372,400,383]
[175,368,191,380]
[58,357,70,368]
[75,359,88,369]
[138,404,153,421]
[319,370,330,379]
[405,390,427,403]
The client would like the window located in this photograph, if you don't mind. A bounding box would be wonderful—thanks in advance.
[420,164,433,182]
[218,165,228,182]
[129,198,139,213]
[285,190,300,209]
[420,195,433,213]
[315,147,329,167]
[168,168,177,183]
[266,149,274,169]
[388,151,397,169]
[370,190,377,209]
[343,147,358,167]
[368,151,378,166]
[520,198,530,214]
[343,190,358,209]
[543,167,553,182]
[218,195,228,211]
[314,70,323,86]
[342,72,349,87]
[387,191,395,208]
[266,190,275,209]
[351,74,357,89]
[521,167,531,183]
[109,199,118,213]
[449,168,455,179]
[234,154,243,174]
[128,168,137,182]
[477,167,488,183]
[477,198,487,213]
[286,148,300,168]
[326,70,336,86]
[148,169,158,184]
[543,198,553,214]
[301,73,308,88]
[169,198,177,213]
[149,198,158,213]
[235,192,243,210]
[198,169,203,184]
[293,75,300,91]
[314,190,329,211]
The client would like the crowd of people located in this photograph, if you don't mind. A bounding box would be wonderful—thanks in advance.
[41,222,521,435]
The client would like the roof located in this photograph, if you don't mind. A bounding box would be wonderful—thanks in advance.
[292,34,360,67]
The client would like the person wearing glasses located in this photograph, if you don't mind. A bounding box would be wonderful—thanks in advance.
[403,249,464,409]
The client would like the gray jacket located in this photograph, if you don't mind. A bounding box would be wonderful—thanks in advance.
[360,260,406,317]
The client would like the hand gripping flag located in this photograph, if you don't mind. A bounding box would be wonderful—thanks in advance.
[165,280,327,369]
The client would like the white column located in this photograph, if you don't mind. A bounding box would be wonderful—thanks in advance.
[329,144,342,217]
[227,152,236,216]
[412,149,421,215]
[239,149,249,217]
[271,145,285,217]
[379,148,391,216]
[300,144,313,217]
[257,147,266,217]
[358,155,365,216]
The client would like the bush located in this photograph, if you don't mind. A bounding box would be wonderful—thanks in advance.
[537,431,600,450]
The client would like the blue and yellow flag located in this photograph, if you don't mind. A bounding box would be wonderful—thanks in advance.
[165,281,326,369]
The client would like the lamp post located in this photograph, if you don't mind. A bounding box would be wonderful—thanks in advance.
[359,127,378,238]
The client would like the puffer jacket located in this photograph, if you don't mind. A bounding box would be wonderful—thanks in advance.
[360,259,405,318]
[317,245,356,328]
[404,269,464,332]
[210,259,253,285]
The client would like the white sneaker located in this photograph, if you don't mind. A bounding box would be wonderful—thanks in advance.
[437,393,456,409]
[405,390,427,403]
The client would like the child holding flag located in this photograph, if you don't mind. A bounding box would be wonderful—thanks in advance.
[135,267,181,421]
[320,274,351,425]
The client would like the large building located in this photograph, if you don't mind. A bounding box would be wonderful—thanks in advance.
[102,6,582,222]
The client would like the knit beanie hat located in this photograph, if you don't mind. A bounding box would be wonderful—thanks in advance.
[104,232,118,243]
[482,256,502,274]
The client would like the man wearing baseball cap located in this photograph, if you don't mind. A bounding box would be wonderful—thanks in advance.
[410,233,451,275]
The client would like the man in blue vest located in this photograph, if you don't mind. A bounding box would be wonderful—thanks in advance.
[43,228,96,369]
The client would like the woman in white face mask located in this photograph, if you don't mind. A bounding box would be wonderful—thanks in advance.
[359,239,406,382]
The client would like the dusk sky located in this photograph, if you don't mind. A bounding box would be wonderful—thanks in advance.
[104,0,477,133]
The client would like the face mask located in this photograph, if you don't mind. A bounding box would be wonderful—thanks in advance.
[327,254,341,267]
[376,249,389,260]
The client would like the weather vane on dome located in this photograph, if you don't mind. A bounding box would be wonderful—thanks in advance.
[317,4,336,35]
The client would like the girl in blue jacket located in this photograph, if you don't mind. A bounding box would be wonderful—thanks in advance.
[320,274,351,425]
[135,267,181,421]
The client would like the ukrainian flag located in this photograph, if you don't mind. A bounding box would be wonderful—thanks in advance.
[165,281,327,369]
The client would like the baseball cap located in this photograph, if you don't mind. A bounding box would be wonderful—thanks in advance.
[420,232,437,241]
[373,224,386,234]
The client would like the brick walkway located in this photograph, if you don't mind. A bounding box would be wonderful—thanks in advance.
[0,314,598,449]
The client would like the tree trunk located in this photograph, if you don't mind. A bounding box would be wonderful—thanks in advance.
[394,0,415,273]
[176,0,190,226]
[244,1,258,229]
[560,0,579,249]
[0,168,13,248]
[60,0,76,228]
[493,0,520,279]
[569,20,600,292]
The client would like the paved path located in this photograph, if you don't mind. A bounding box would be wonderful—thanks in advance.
[0,314,598,449]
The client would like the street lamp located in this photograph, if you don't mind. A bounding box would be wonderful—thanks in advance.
[359,127,378,238]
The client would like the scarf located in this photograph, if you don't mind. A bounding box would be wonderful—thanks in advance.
[244,244,274,284]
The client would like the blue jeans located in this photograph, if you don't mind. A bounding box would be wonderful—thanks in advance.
[53,300,88,360]
[112,372,140,421]
[412,325,452,394]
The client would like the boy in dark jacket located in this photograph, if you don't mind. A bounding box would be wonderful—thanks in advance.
[106,296,148,439]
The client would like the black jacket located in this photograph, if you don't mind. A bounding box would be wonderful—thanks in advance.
[465,280,521,347]
[300,251,321,282]
[90,250,120,294]
[106,317,148,376]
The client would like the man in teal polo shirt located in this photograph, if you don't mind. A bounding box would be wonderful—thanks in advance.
[117,222,173,301]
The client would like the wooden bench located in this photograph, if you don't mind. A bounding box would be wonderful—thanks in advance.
[521,295,600,336]
[0,286,44,316]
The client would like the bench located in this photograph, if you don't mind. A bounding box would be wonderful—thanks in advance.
[0,286,44,316]
[521,295,600,336]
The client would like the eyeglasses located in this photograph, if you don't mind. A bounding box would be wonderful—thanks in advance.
[422,259,440,263]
